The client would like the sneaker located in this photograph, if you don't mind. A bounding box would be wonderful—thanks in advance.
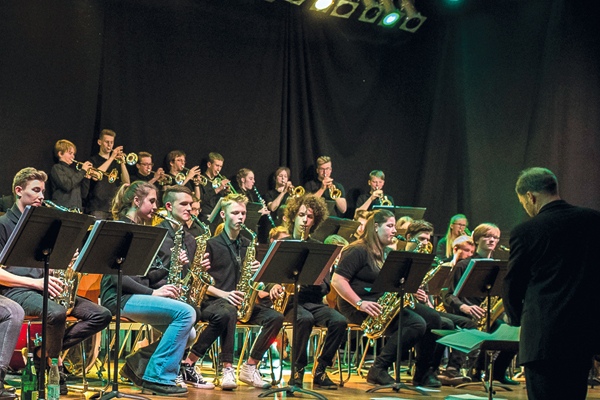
[180,363,214,389]
[221,367,238,390]
[175,373,188,388]
[437,367,471,386]
[141,380,188,397]
[366,366,395,385]
[288,368,304,388]
[239,363,271,389]
[313,371,337,390]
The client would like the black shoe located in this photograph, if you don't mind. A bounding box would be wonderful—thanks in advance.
[437,368,471,386]
[142,380,188,397]
[120,362,144,388]
[313,371,337,390]
[288,368,304,388]
[58,366,69,395]
[493,374,520,385]
[366,366,395,386]
[0,367,16,395]
[413,369,442,388]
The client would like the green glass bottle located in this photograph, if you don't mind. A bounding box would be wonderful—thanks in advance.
[21,350,38,400]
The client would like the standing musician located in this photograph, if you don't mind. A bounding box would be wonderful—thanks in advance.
[332,210,441,388]
[130,151,166,186]
[356,170,394,211]
[0,168,112,395]
[268,194,347,390]
[192,193,283,390]
[100,181,196,396]
[264,166,293,225]
[165,150,201,201]
[0,294,24,399]
[49,139,92,211]
[442,223,518,385]
[503,167,600,400]
[435,214,470,261]
[304,156,347,217]
[237,168,272,243]
[87,129,130,219]
[198,152,230,224]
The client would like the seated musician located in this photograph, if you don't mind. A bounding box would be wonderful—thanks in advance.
[190,193,283,390]
[0,168,112,395]
[304,156,347,217]
[100,181,196,396]
[183,197,205,237]
[0,294,24,399]
[268,194,347,389]
[49,139,91,211]
[356,170,394,211]
[332,210,441,388]
[442,223,519,385]
[264,166,293,225]
[130,151,166,186]
[435,214,470,261]
[198,152,230,223]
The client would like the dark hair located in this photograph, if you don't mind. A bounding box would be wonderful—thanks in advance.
[345,209,395,267]
[515,167,558,196]
[162,185,193,205]
[167,150,186,165]
[12,168,48,197]
[111,181,157,222]
[406,219,434,239]
[236,168,252,188]
[284,194,329,234]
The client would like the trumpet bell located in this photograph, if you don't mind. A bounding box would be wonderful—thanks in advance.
[329,186,342,199]
[288,186,305,198]
[125,153,138,166]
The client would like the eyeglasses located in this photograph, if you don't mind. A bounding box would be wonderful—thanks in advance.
[483,235,500,240]
[317,167,332,172]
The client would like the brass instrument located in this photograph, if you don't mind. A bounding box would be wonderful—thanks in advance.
[477,297,505,331]
[106,168,119,184]
[151,171,173,186]
[329,185,342,199]
[116,152,138,166]
[380,195,392,206]
[185,218,214,308]
[272,284,295,313]
[212,174,237,194]
[287,185,305,198]
[74,160,104,181]
[175,168,204,186]
[236,224,261,323]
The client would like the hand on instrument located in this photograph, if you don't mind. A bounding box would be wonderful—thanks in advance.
[152,284,180,299]
[178,249,189,265]
[36,276,64,298]
[80,161,93,173]
[224,290,244,306]
[153,168,165,179]
[415,288,428,303]
[111,146,124,161]
[199,252,211,271]
[371,189,384,201]
[321,177,333,190]
[270,284,284,302]
[460,304,486,319]
[358,300,382,317]
[283,181,293,192]
[187,166,201,180]
[250,260,261,273]
[259,206,270,216]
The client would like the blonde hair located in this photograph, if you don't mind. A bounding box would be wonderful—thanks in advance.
[54,139,76,157]
[12,168,47,197]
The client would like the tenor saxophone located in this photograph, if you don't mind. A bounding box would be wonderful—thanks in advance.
[236,224,262,323]
[51,253,81,315]
[154,211,189,301]
[185,217,214,308]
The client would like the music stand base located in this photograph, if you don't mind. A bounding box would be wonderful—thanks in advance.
[91,390,149,400]
[258,385,328,400]
[455,381,515,393]
[366,382,429,396]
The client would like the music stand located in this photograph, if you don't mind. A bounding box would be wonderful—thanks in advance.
[366,251,434,396]
[311,217,360,243]
[240,202,264,237]
[426,265,453,298]
[256,240,341,400]
[74,220,168,400]
[372,205,426,220]
[453,259,513,396]
[0,206,93,400]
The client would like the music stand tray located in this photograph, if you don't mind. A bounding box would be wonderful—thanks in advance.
[311,217,360,243]
[372,205,426,220]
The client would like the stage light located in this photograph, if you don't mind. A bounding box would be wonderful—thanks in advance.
[285,0,307,5]
[358,0,382,23]
[378,0,401,27]
[398,0,426,32]
[330,0,360,18]
[311,0,335,11]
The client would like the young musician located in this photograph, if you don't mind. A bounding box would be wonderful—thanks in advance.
[0,295,24,399]
[237,168,272,243]
[199,152,230,223]
[356,170,394,211]
[504,167,600,400]
[87,129,130,219]
[332,210,441,387]
[165,150,201,200]
[183,197,205,237]
[131,151,166,186]
[443,223,518,384]
[304,156,347,217]
[268,194,347,389]
[100,181,196,396]
[435,214,470,261]
[264,166,293,225]
[0,168,112,395]
[190,193,284,390]
[49,139,92,210]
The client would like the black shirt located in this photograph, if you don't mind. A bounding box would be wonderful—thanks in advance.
[87,154,121,214]
[50,161,89,209]
[205,231,250,294]
[304,179,346,217]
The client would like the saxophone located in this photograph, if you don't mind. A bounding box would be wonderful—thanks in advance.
[154,211,189,301]
[477,297,505,331]
[185,216,214,308]
[236,224,262,323]
[51,253,81,315]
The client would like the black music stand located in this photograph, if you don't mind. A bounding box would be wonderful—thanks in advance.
[426,265,453,299]
[311,217,360,243]
[372,205,427,220]
[366,251,434,396]
[0,206,93,400]
[74,220,168,400]
[256,240,341,400]
[240,202,264,237]
[453,259,514,396]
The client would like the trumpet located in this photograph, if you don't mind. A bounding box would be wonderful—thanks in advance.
[287,185,305,198]
[74,160,105,181]
[175,168,204,186]
[116,152,138,166]
[380,196,392,206]
[329,185,342,199]
[212,174,237,194]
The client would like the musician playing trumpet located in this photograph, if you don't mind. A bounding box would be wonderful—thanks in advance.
[356,170,394,211]
[304,156,347,217]
[131,151,167,186]
[264,166,293,225]
[166,150,201,201]
[49,139,92,211]
[199,152,230,223]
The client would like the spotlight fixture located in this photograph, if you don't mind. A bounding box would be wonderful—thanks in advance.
[358,0,382,23]
[330,0,360,18]
[398,0,427,32]
[310,0,335,12]
[285,0,307,5]
[378,0,401,27]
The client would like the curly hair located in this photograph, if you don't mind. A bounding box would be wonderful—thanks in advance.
[283,194,329,234]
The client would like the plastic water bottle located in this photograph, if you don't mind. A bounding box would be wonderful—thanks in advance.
[21,349,38,400]
[47,358,60,400]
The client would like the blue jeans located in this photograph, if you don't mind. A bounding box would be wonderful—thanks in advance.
[0,295,25,369]
[122,295,195,385]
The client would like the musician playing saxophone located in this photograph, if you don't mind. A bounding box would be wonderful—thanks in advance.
[0,168,111,395]
[304,156,347,217]
[193,194,283,390]
[442,223,518,385]
[356,170,395,211]
[268,194,347,389]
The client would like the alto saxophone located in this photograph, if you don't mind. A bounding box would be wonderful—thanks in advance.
[477,297,505,331]
[185,216,214,308]
[51,252,81,315]
[236,224,262,323]
[154,211,189,301]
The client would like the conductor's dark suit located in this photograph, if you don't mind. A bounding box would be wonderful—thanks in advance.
[503,199,600,399]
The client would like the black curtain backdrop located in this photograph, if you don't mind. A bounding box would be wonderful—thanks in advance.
[1,0,598,234]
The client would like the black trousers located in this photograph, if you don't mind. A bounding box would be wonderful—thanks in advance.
[524,357,591,400]
[7,290,111,358]
[284,301,347,370]
[438,311,477,370]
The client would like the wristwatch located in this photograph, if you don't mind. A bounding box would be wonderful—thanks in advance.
[355,300,363,310]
